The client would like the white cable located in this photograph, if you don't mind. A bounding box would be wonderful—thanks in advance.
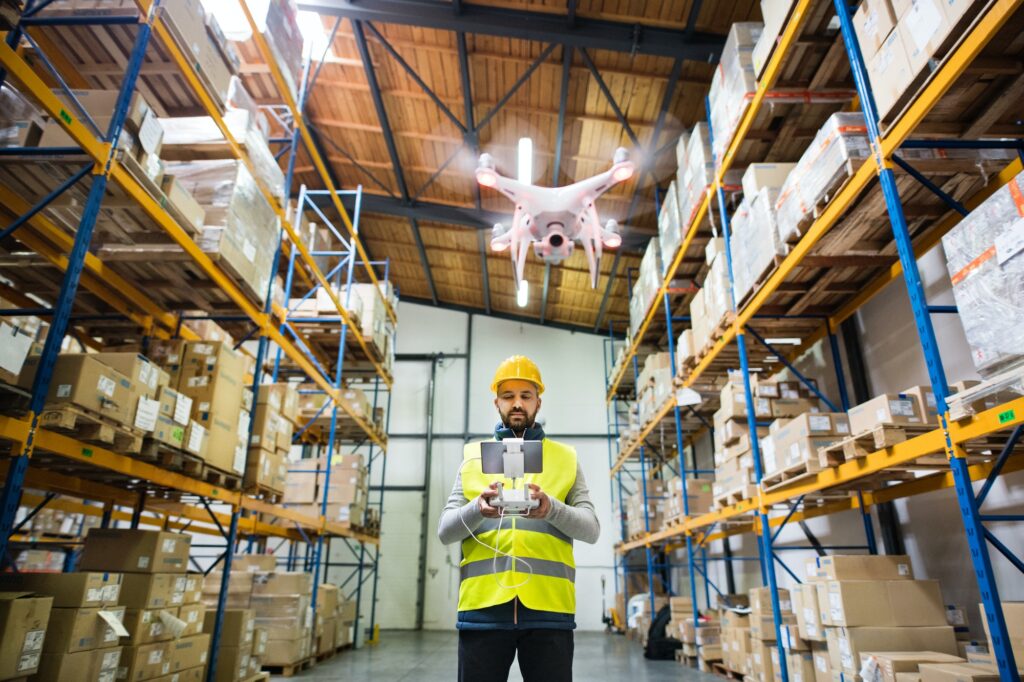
[458,457,534,589]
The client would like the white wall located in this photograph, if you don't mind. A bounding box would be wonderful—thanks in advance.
[375,302,618,631]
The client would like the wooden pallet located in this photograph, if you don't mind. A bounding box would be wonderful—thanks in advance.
[737,253,785,311]
[710,661,744,680]
[243,483,284,504]
[262,658,314,678]
[241,674,270,682]
[38,405,144,454]
[817,424,917,467]
[761,458,823,492]
[0,382,32,418]
[202,465,242,491]
[137,439,204,477]
[713,484,758,510]
[946,364,1024,421]
[315,649,336,663]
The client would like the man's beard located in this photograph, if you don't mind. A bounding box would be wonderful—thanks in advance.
[501,408,535,431]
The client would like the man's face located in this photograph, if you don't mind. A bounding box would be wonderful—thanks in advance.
[494,379,541,432]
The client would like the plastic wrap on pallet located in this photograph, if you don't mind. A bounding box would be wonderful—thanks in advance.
[160,114,284,203]
[0,85,43,148]
[265,0,304,100]
[703,254,732,335]
[629,239,663,339]
[678,123,715,232]
[941,170,1024,377]
[658,179,683,276]
[732,187,788,303]
[708,23,763,164]
[676,329,695,376]
[774,112,870,244]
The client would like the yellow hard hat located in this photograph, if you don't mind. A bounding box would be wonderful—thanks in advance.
[491,355,545,395]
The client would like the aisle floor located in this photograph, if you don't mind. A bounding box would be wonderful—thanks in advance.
[276,630,717,681]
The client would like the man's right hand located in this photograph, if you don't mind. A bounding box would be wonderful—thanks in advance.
[478,482,501,518]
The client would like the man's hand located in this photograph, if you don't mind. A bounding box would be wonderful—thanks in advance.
[478,482,501,518]
[526,483,551,519]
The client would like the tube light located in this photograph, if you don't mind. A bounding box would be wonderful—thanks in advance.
[517,137,533,184]
[764,337,802,345]
[516,279,529,308]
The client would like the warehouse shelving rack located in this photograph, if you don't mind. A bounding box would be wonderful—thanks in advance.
[603,2,1024,680]
[0,1,395,679]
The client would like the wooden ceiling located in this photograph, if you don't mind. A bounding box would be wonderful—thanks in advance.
[250,1,761,333]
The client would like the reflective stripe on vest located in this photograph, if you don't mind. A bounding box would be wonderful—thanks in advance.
[459,438,578,614]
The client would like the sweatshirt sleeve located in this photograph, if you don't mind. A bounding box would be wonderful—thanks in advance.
[437,470,485,545]
[544,461,601,544]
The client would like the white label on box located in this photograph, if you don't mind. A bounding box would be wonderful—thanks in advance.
[782,389,799,399]
[173,394,192,425]
[198,401,210,412]
[187,609,199,623]
[836,421,850,435]
[97,375,116,398]
[171,590,185,605]
[137,109,163,154]
[103,584,121,603]
[908,0,943,49]
[87,587,103,603]
[18,652,40,672]
[243,239,257,262]
[98,610,131,638]
[829,591,844,620]
[162,538,177,554]
[173,577,186,591]
[897,562,910,576]
[789,442,802,466]
[995,217,1024,265]
[22,629,45,653]
[162,662,171,675]
[808,415,831,432]
[194,343,212,355]
[201,652,208,664]
[816,655,828,672]
[0,323,32,377]
[100,650,120,670]
[99,671,116,682]
[57,384,72,398]
[876,407,888,423]
[135,396,160,431]
[137,555,151,569]
[946,607,966,625]
[889,399,915,417]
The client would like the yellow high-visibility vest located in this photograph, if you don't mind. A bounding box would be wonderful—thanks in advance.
[459,439,577,614]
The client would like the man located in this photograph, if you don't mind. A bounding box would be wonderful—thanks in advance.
[438,355,600,682]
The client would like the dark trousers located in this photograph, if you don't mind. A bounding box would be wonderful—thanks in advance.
[458,629,574,682]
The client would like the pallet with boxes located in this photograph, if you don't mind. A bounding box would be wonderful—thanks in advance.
[281,453,372,533]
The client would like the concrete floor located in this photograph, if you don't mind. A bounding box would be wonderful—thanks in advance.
[276,630,718,681]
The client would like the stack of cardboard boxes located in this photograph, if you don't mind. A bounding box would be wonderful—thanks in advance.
[731,163,795,304]
[628,239,663,341]
[721,605,753,676]
[688,239,732,363]
[283,455,370,529]
[748,587,797,682]
[708,23,762,163]
[634,352,673,428]
[201,609,254,682]
[0,582,54,680]
[252,571,314,667]
[761,411,850,481]
[314,585,358,656]
[246,383,299,497]
[77,529,211,682]
[625,480,667,539]
[662,477,713,527]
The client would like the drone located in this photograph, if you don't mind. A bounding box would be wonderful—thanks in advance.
[475,147,634,289]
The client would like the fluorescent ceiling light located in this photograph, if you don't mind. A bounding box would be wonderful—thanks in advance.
[516,279,529,308]
[764,337,801,345]
[517,137,533,184]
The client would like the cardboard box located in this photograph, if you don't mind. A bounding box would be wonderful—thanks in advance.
[868,25,915,119]
[122,609,175,645]
[203,571,253,599]
[251,572,312,597]
[786,650,816,682]
[120,641,171,681]
[249,402,280,453]
[334,618,351,648]
[167,634,210,672]
[79,530,191,574]
[902,385,939,421]
[861,652,967,682]
[118,574,187,610]
[854,0,898,58]
[245,448,287,494]
[0,573,121,608]
[811,641,831,682]
[43,606,127,653]
[979,602,1024,665]
[173,576,197,608]
[743,162,797,198]
[177,603,205,638]
[202,609,253,649]
[252,627,268,656]
[210,645,249,682]
[32,645,122,682]
[91,352,167,401]
[814,555,914,581]
[177,341,246,474]
[232,555,278,573]
[918,663,1000,682]
[19,355,136,427]
[263,637,308,666]
[827,626,958,675]
[850,393,924,435]
[793,584,826,642]
[771,398,820,419]
[0,593,52,678]
[823,580,946,627]
[898,0,955,76]
[149,666,204,682]
[161,175,206,234]
[183,421,208,460]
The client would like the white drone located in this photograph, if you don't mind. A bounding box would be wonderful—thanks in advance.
[475,147,634,289]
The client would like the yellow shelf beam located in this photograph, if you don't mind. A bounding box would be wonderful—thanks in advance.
[616,396,1024,553]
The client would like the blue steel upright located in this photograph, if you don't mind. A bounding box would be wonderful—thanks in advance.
[831,2,1017,679]
[706,97,789,682]
[0,6,156,566]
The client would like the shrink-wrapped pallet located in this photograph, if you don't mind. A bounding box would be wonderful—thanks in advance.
[708,23,763,164]
[732,187,789,303]
[942,170,1024,377]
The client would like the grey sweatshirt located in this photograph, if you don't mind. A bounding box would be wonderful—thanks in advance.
[437,460,600,545]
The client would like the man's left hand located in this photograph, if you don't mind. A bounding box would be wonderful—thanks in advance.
[526,483,551,519]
